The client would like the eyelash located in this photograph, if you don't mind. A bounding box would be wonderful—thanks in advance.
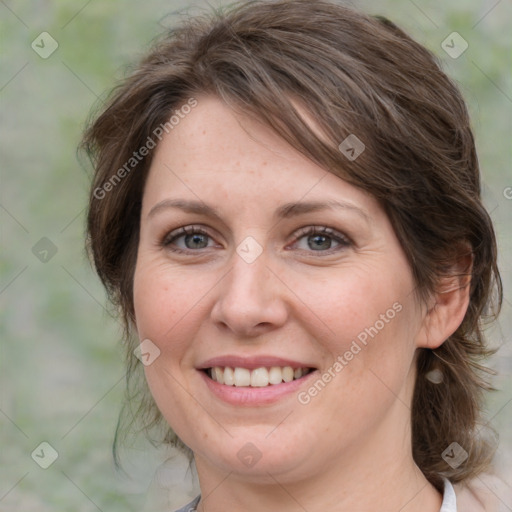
[161,225,352,256]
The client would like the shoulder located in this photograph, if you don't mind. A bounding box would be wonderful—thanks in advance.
[453,474,511,512]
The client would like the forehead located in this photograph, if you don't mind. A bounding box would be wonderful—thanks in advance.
[142,95,378,219]
[153,95,322,176]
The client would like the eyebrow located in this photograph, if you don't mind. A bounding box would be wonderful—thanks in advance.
[147,198,370,223]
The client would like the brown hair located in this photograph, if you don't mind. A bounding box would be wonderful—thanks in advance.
[82,0,502,488]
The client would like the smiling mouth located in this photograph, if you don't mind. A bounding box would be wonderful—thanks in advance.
[204,366,315,387]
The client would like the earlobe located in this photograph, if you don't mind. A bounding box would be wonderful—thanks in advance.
[416,253,472,350]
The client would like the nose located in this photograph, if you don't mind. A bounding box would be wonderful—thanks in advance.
[210,248,289,339]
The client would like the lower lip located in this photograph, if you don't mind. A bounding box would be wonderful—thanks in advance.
[199,370,317,406]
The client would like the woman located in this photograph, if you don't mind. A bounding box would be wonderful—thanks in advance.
[82,1,503,510]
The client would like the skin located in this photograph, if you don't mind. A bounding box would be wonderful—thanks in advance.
[133,95,470,511]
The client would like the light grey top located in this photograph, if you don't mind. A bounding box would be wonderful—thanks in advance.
[173,495,200,512]
[173,478,457,511]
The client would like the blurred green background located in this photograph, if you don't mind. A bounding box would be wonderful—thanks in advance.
[1,0,511,510]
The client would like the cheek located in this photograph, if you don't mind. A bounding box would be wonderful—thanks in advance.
[132,257,222,360]
[133,266,176,339]
[306,302,417,449]
[132,260,209,438]
[289,264,411,347]
[292,263,418,401]
[133,256,191,331]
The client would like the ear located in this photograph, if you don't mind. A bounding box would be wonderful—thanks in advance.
[416,251,473,350]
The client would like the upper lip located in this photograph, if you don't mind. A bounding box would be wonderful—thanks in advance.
[197,355,316,370]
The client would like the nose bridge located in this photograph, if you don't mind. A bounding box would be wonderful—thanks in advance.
[210,244,288,335]
[224,233,273,300]
[229,249,269,299]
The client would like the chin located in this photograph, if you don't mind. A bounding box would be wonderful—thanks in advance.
[193,427,318,481]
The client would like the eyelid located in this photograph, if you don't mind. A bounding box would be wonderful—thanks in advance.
[161,225,216,248]
[288,225,352,253]
[292,225,351,243]
[160,224,352,255]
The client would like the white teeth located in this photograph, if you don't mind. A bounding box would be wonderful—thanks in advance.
[234,367,251,387]
[213,367,224,384]
[209,366,311,387]
[268,366,283,385]
[250,367,269,387]
[223,367,235,386]
[282,366,294,382]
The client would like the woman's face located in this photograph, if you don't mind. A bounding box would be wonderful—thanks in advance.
[133,95,428,482]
